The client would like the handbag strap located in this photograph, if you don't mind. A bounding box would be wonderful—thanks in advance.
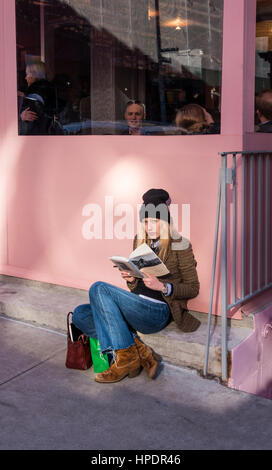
[67,312,73,340]
[67,312,89,344]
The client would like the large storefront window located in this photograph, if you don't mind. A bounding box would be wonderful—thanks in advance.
[255,0,272,133]
[16,0,223,136]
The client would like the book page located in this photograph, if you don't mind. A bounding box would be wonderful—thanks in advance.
[129,242,169,275]
[109,258,144,278]
[141,264,169,277]
[129,242,154,258]
[110,242,169,278]
[110,256,129,263]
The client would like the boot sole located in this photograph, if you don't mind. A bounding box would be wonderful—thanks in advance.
[94,367,142,383]
[153,352,161,362]
[146,361,160,379]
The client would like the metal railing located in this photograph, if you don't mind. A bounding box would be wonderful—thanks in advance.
[204,151,272,381]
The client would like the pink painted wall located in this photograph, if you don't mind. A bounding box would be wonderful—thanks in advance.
[0,0,271,316]
[230,297,272,400]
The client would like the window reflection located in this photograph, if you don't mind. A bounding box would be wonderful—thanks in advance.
[255,0,272,132]
[16,0,223,136]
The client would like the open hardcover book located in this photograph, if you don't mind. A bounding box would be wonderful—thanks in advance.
[109,243,169,278]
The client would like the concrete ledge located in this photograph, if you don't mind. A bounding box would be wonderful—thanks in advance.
[0,274,88,332]
[139,318,253,377]
[0,274,253,377]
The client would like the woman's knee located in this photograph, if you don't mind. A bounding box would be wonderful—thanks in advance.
[72,303,97,338]
[89,281,108,298]
[72,304,91,324]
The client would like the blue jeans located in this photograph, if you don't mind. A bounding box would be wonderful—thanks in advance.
[72,281,171,354]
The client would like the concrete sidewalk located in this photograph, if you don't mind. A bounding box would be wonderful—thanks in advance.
[1,314,272,450]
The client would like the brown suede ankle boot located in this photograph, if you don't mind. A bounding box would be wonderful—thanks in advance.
[134,336,161,379]
[94,344,141,383]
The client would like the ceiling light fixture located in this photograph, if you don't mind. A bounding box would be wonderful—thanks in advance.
[162,17,191,29]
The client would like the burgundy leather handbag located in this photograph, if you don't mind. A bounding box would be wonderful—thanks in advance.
[65,312,92,370]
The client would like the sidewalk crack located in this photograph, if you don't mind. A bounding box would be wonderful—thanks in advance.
[0,347,66,387]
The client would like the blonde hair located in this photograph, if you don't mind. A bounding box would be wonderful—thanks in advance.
[26,62,46,80]
[136,219,182,262]
[176,104,209,133]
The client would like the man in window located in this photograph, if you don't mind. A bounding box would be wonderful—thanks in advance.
[255,89,272,133]
[122,100,146,135]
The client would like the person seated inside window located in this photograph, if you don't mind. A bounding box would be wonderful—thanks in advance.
[122,100,146,135]
[19,62,57,135]
[255,89,272,133]
[20,62,55,122]
[175,103,218,135]
[19,62,64,135]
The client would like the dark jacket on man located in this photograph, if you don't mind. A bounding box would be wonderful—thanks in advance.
[256,120,272,133]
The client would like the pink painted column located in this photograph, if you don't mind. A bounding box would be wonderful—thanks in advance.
[243,0,272,149]
[221,0,257,137]
[220,0,245,136]
[243,0,257,136]
[0,0,17,268]
[0,1,6,267]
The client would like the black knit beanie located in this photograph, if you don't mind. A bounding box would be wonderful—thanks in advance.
[139,188,171,223]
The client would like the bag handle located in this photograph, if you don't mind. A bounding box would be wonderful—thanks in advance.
[67,312,88,344]
[67,312,74,341]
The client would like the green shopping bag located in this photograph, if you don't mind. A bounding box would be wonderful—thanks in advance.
[89,337,110,373]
